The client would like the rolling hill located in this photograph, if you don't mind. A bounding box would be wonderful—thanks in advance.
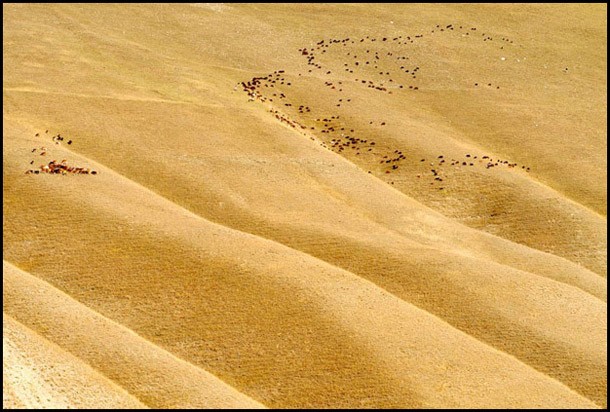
[3,3,606,408]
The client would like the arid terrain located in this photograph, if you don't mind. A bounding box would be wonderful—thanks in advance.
[3,3,607,409]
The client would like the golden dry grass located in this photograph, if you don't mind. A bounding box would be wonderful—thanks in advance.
[3,313,147,409]
[3,3,607,409]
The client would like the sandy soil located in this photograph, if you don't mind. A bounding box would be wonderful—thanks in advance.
[3,3,606,409]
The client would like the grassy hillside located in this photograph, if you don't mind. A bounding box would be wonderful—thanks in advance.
[3,3,606,408]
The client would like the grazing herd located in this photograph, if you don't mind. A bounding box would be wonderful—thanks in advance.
[25,159,96,175]
[418,153,530,191]
[24,130,98,176]
[22,24,531,194]
[238,23,529,192]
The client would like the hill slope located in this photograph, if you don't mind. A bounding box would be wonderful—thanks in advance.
[3,3,607,409]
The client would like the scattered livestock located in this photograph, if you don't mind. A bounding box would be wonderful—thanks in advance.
[236,23,525,191]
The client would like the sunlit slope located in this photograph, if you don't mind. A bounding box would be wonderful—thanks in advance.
[3,2,607,409]
[3,262,265,409]
[3,314,148,409]
[4,91,607,406]
[2,160,600,408]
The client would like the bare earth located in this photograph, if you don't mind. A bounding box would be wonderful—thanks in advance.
[3,3,607,409]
